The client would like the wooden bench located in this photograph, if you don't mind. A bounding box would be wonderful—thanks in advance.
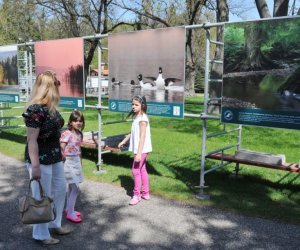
[206,153,300,173]
[81,131,127,152]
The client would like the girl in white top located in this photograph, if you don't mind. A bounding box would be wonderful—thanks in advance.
[118,95,152,205]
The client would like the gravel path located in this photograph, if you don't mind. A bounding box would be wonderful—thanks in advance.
[1,152,300,250]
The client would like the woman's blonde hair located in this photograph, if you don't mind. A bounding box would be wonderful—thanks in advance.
[26,71,60,114]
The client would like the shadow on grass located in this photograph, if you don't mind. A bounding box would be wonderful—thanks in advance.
[0,130,26,144]
[163,154,201,193]
[238,166,300,193]
[81,147,161,176]
[201,159,300,223]
[163,155,300,213]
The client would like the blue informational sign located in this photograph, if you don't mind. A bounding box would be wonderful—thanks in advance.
[222,107,300,130]
[0,94,19,103]
[108,27,186,118]
[222,17,300,130]
[60,97,85,109]
[109,99,184,118]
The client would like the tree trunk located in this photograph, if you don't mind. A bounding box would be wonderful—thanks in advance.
[184,0,198,96]
[242,27,264,70]
[255,0,272,18]
[208,0,228,113]
[185,37,196,96]
[240,0,287,71]
[273,0,289,16]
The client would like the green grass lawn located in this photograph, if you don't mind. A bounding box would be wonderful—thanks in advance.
[1,96,300,224]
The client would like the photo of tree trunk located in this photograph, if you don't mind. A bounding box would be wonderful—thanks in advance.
[0,45,18,94]
[221,17,300,130]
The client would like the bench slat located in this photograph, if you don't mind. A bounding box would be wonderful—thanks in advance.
[206,153,300,173]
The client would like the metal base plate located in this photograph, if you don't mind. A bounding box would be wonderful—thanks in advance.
[93,169,107,175]
[194,193,210,200]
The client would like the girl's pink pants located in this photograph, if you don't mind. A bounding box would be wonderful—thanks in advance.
[132,153,149,197]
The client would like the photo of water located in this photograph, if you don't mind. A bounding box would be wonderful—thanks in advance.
[109,84,184,103]
[221,17,300,129]
[108,27,185,104]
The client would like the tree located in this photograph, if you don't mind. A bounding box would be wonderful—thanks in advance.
[208,0,229,112]
[0,0,43,44]
[239,0,291,71]
[34,0,135,81]
[115,0,215,96]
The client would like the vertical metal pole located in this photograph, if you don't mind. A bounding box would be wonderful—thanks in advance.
[94,40,106,174]
[200,120,207,188]
[0,103,3,126]
[196,28,211,200]
[235,125,242,175]
[28,48,33,96]
[25,51,29,100]
[203,29,211,114]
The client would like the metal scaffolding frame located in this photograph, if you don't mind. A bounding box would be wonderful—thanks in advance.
[0,23,245,181]
[186,23,242,200]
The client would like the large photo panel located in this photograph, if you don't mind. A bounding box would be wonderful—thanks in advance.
[108,27,186,118]
[35,38,84,109]
[221,17,300,130]
[0,45,19,103]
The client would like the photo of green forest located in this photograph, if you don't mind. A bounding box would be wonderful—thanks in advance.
[0,45,18,94]
[222,17,300,112]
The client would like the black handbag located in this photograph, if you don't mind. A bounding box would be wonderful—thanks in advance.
[18,179,56,224]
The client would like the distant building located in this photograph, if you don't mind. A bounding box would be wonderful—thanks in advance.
[90,66,109,77]
[86,66,109,95]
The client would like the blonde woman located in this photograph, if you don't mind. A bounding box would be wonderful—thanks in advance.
[22,71,71,245]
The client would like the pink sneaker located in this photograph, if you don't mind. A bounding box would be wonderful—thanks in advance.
[129,196,141,205]
[141,194,150,200]
[66,214,82,223]
[65,209,81,216]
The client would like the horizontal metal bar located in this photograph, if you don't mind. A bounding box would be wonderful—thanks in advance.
[209,60,223,64]
[12,106,25,109]
[200,113,220,120]
[209,40,224,46]
[208,97,222,101]
[206,143,239,156]
[85,105,109,110]
[82,34,108,39]
[0,106,25,110]
[0,125,25,129]
[207,128,241,138]
[101,150,112,154]
[208,79,223,83]
[185,22,225,29]
[0,116,22,120]
[186,16,297,31]
[17,41,34,46]
[102,120,131,125]
[204,161,232,175]
[184,113,201,118]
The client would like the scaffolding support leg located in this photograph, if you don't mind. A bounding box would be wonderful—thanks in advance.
[195,118,210,200]
[93,41,106,175]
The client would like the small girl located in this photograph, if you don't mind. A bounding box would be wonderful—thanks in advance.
[118,95,152,205]
[60,109,85,222]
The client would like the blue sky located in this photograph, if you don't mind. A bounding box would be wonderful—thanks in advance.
[229,0,300,21]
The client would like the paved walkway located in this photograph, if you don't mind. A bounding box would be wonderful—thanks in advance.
[1,152,300,250]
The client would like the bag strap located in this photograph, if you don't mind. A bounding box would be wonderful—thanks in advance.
[28,179,57,221]
[29,179,45,197]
